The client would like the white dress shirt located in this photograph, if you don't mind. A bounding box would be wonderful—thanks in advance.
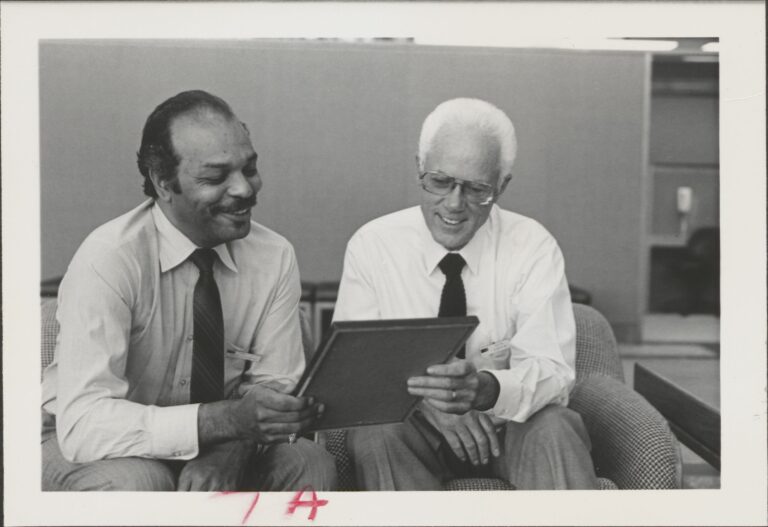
[333,205,576,423]
[42,199,304,463]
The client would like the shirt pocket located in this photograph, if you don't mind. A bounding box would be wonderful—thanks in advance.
[475,342,512,370]
[224,341,263,371]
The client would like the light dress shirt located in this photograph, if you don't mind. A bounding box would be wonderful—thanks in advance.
[333,205,576,423]
[41,199,304,463]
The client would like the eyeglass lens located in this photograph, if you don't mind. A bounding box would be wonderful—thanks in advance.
[422,172,493,203]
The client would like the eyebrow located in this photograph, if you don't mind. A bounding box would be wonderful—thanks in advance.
[202,153,258,170]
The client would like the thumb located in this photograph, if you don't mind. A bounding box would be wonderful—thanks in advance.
[261,380,295,394]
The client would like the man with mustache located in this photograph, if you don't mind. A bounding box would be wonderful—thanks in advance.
[41,90,337,491]
[334,98,598,490]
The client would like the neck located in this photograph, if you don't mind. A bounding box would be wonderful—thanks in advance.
[154,199,213,248]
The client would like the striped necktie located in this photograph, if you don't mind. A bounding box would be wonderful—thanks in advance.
[189,248,224,403]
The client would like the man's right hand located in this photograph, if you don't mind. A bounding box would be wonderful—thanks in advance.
[230,385,322,443]
[198,385,323,446]
[420,402,501,466]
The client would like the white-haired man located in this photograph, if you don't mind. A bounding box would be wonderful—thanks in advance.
[333,98,598,490]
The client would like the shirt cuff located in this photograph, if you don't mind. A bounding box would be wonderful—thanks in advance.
[478,370,502,411]
[478,368,525,422]
[149,403,200,460]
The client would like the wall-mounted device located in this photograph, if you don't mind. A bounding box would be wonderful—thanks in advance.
[677,186,693,214]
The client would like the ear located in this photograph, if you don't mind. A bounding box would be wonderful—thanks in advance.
[149,169,174,203]
[496,174,512,199]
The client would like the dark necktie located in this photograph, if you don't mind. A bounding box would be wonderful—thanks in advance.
[438,253,467,358]
[189,248,224,403]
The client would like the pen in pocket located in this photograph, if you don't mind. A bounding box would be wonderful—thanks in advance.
[225,345,260,362]
[480,340,511,355]
[479,339,512,369]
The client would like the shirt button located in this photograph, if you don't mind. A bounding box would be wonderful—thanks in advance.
[180,379,187,386]
[173,451,182,457]
[187,335,194,342]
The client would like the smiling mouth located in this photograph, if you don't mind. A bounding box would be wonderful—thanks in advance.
[437,213,465,226]
[220,207,251,218]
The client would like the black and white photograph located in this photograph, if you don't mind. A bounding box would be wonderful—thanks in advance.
[2,2,765,525]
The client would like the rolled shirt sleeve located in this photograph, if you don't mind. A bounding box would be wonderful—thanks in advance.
[480,237,576,423]
[238,244,305,395]
[333,233,382,322]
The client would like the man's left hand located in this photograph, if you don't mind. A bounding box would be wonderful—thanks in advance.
[407,361,499,414]
[420,404,501,466]
[176,440,254,492]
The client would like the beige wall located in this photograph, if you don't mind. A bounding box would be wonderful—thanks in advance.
[40,40,650,331]
[651,95,719,165]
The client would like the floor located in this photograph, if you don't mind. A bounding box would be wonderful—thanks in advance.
[619,313,721,489]
[642,313,720,344]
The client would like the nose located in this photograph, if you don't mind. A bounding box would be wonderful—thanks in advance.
[228,171,257,199]
[444,182,465,210]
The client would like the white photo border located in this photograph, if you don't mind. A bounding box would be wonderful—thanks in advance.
[2,2,765,525]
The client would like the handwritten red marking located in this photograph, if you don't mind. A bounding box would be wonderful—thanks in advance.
[215,491,261,525]
[286,486,328,521]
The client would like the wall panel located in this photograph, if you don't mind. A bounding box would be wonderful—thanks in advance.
[40,41,649,330]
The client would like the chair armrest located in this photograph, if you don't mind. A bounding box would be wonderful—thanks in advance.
[569,375,682,489]
[41,297,59,376]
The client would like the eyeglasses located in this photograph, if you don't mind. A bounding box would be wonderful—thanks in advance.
[419,171,496,206]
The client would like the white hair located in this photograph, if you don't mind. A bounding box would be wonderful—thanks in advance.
[418,98,517,182]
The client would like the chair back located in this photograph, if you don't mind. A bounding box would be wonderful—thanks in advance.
[41,298,58,373]
[573,303,624,382]
[687,227,719,268]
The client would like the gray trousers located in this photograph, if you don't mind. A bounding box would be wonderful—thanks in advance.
[42,417,337,492]
[347,405,598,490]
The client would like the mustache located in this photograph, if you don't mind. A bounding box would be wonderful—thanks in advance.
[214,196,257,214]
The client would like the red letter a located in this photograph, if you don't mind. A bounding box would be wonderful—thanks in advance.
[286,486,328,520]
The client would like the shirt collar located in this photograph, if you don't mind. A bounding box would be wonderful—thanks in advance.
[151,203,238,273]
[420,206,495,277]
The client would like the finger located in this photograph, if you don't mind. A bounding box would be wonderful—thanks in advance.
[261,380,294,394]
[199,478,222,492]
[443,431,466,462]
[409,373,479,392]
[408,386,474,402]
[456,426,480,466]
[188,477,209,492]
[257,404,321,424]
[215,479,238,492]
[245,387,311,412]
[260,416,317,442]
[466,417,491,464]
[425,360,475,377]
[176,474,191,492]
[259,392,312,412]
[424,398,472,415]
[181,474,204,492]
[478,414,501,457]
[407,376,463,390]
[263,421,304,436]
